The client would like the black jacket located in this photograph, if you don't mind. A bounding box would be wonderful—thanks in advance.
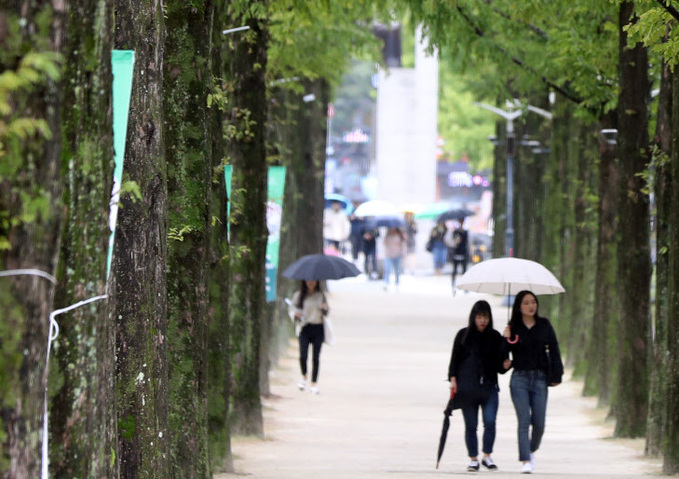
[506,317,564,383]
[448,327,509,407]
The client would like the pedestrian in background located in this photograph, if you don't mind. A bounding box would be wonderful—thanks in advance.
[448,300,511,472]
[382,227,406,290]
[427,221,448,275]
[448,219,469,289]
[361,224,379,280]
[503,290,563,474]
[348,213,364,265]
[323,200,350,253]
[404,212,418,274]
[291,280,330,395]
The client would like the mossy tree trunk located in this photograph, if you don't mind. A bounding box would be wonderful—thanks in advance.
[645,57,672,457]
[583,110,619,404]
[513,93,549,261]
[226,5,270,436]
[543,97,575,342]
[491,121,506,258]
[112,0,170,475]
[0,2,64,476]
[614,1,651,438]
[49,0,117,476]
[207,0,233,471]
[665,62,679,476]
[566,120,598,376]
[164,1,214,476]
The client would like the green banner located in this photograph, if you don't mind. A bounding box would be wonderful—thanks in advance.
[224,165,232,239]
[266,166,286,302]
[107,50,135,277]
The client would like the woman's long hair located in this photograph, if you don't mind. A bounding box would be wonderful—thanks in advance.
[462,300,493,344]
[508,290,540,332]
[296,280,321,309]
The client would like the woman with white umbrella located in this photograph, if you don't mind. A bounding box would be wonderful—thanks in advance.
[503,290,564,474]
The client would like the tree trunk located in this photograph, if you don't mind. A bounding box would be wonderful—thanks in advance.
[663,59,679,475]
[164,1,213,476]
[0,3,64,477]
[50,0,117,476]
[567,120,598,376]
[112,0,170,475]
[614,1,651,438]
[645,55,672,457]
[206,1,233,471]
[583,110,619,404]
[226,6,270,436]
[491,121,506,258]
[541,96,574,340]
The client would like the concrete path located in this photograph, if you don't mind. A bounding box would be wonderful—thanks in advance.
[217,273,665,478]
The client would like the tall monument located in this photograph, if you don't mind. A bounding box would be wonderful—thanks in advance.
[375,27,439,205]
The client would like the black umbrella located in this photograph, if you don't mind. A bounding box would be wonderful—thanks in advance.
[282,254,360,280]
[436,208,475,223]
[436,389,457,469]
[365,215,405,229]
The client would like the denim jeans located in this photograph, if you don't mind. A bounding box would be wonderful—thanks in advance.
[461,387,499,458]
[384,257,401,286]
[432,242,447,270]
[510,370,548,461]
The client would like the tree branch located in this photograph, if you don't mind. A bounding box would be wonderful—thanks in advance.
[483,0,549,40]
[655,0,679,22]
[455,5,585,106]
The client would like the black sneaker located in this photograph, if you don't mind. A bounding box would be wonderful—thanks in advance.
[467,460,480,472]
[482,457,498,471]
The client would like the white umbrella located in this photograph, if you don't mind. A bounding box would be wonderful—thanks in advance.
[455,257,565,296]
[353,200,399,217]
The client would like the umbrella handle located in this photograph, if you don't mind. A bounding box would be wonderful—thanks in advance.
[507,334,519,344]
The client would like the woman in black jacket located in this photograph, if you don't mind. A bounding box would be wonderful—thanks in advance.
[503,290,564,474]
[448,300,511,472]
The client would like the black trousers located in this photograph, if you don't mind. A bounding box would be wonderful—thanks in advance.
[452,259,467,284]
[299,323,324,382]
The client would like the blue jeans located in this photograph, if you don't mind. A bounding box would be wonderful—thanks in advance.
[384,257,401,285]
[510,370,548,461]
[432,241,447,270]
[461,387,499,458]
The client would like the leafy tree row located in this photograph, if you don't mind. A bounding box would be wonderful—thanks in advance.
[404,0,679,473]
[0,0,390,477]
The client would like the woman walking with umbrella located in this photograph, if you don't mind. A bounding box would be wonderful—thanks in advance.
[291,280,329,395]
[447,300,510,472]
[503,290,564,474]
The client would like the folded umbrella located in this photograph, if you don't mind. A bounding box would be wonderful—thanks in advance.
[436,388,456,469]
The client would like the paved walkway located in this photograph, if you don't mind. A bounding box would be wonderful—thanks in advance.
[217,273,665,478]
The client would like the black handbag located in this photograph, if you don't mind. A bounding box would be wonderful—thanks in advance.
[453,350,493,408]
[425,237,434,252]
[544,344,561,386]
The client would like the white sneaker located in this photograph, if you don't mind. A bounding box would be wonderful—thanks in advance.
[297,379,306,391]
[530,453,536,469]
[310,386,319,395]
[521,462,533,474]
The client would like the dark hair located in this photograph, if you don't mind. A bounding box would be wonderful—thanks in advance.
[296,280,322,309]
[508,290,539,331]
[462,300,493,344]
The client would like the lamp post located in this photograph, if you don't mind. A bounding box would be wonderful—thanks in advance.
[473,101,552,257]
